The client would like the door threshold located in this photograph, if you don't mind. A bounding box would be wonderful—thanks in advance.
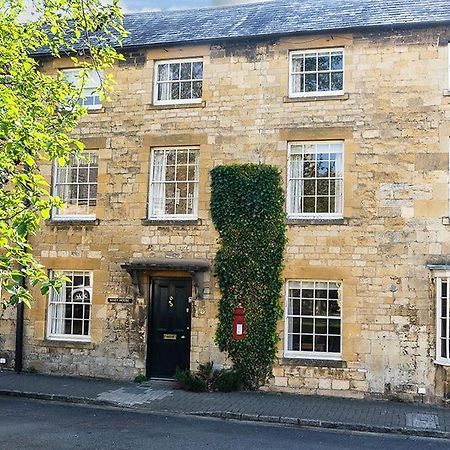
[148,377,176,382]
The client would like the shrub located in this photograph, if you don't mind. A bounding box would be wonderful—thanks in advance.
[174,367,208,392]
[211,164,286,389]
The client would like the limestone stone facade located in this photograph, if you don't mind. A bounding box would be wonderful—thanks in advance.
[3,24,450,403]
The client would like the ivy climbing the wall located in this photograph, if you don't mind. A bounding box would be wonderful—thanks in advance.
[211,164,287,389]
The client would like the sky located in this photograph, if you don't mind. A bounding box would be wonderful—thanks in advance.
[119,0,268,12]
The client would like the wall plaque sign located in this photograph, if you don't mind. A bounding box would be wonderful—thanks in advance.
[107,297,133,304]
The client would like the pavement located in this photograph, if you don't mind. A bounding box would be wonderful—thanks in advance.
[1,371,450,439]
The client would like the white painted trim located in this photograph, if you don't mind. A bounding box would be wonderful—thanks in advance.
[283,279,343,359]
[284,351,342,361]
[46,335,91,343]
[50,214,97,222]
[434,276,450,365]
[448,138,450,217]
[147,215,198,221]
[147,147,200,220]
[288,48,345,98]
[448,44,450,91]
[286,141,344,218]
[46,271,93,342]
[153,57,203,106]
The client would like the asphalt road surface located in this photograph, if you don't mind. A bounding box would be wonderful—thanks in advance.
[0,397,448,450]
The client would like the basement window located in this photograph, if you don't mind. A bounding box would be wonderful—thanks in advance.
[284,280,342,360]
[289,48,344,98]
[47,271,92,342]
[153,58,203,105]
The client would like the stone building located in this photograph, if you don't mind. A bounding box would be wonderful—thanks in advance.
[3,0,450,403]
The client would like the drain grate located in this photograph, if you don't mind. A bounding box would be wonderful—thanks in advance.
[406,413,439,429]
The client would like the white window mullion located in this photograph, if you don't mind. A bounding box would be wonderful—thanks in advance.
[47,271,92,342]
[148,147,199,220]
[154,58,203,105]
[441,278,450,361]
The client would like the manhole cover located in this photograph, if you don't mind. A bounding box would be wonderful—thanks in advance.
[406,413,439,429]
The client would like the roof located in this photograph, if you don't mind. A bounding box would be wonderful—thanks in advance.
[35,0,450,56]
[119,0,450,50]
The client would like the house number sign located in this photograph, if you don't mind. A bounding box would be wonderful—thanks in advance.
[108,297,133,304]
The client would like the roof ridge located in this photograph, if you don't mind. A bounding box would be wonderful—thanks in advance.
[122,0,278,17]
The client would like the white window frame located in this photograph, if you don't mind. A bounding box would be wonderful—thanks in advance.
[52,152,98,221]
[46,271,93,342]
[289,48,344,98]
[287,141,344,219]
[448,44,450,91]
[148,147,200,221]
[62,68,103,111]
[448,140,450,217]
[284,280,342,360]
[153,58,203,106]
[432,270,450,366]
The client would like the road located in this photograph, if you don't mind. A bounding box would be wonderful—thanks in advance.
[0,397,447,449]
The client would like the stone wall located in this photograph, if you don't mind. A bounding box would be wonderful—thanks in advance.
[15,25,450,402]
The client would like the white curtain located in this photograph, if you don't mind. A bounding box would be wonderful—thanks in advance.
[151,151,166,216]
[51,285,65,335]
[289,153,302,214]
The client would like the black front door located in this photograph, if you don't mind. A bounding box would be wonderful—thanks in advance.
[147,277,192,378]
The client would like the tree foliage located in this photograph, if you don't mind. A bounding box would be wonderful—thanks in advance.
[211,164,287,389]
[0,0,126,308]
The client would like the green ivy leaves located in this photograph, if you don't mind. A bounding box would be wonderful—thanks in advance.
[211,164,287,389]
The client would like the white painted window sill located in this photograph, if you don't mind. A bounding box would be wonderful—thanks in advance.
[286,217,348,226]
[284,93,349,103]
[147,101,206,110]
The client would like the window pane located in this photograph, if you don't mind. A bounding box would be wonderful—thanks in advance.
[301,335,313,351]
[192,62,203,79]
[328,336,341,353]
[180,82,192,99]
[158,64,169,81]
[331,53,343,70]
[305,73,317,92]
[302,318,313,333]
[315,300,327,315]
[304,55,316,71]
[292,56,303,72]
[169,63,180,80]
[331,72,343,91]
[180,62,191,80]
[289,298,301,315]
[291,74,303,93]
[301,299,313,315]
[329,319,341,335]
[318,73,330,91]
[329,300,340,316]
[171,83,180,100]
[291,334,300,351]
[318,53,330,70]
[192,81,202,98]
[314,335,327,352]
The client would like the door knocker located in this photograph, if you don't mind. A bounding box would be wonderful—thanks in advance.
[168,296,174,308]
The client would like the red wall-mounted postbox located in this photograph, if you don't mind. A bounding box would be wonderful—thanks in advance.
[232,305,246,340]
